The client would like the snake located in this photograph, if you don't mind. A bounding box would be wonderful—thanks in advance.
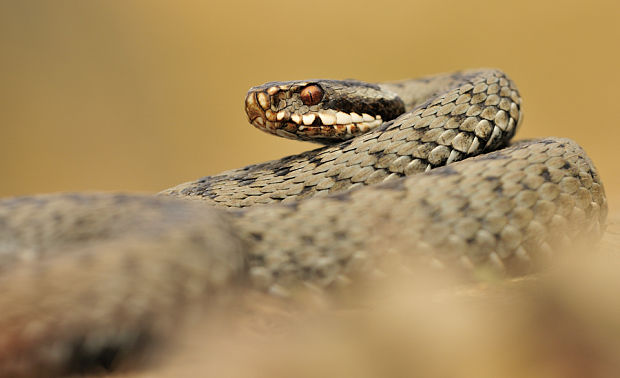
[0,69,608,376]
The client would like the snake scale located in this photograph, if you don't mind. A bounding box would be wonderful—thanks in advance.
[0,69,608,376]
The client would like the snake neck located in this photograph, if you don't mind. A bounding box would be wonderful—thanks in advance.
[378,69,497,111]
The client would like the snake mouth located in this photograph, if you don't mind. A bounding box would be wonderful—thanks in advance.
[245,81,390,144]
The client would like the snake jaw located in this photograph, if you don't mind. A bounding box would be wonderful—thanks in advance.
[245,80,404,144]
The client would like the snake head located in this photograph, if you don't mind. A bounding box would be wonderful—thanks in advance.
[245,80,405,144]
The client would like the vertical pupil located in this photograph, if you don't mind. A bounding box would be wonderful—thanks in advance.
[301,85,323,105]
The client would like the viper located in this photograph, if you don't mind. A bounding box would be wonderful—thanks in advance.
[0,69,607,376]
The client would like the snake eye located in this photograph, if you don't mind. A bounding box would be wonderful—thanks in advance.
[300,85,323,106]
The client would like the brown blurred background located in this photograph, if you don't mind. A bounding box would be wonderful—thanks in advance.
[1,0,618,201]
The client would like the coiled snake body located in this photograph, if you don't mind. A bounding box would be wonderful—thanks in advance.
[0,69,608,375]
